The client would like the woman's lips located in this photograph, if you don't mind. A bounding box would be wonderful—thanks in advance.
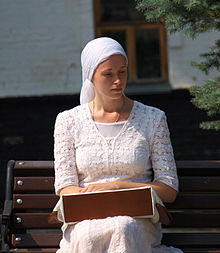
[112,88,122,92]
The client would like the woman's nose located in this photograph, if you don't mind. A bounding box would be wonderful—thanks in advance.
[114,75,120,85]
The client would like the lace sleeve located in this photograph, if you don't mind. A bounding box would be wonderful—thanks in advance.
[54,112,79,195]
[150,112,179,191]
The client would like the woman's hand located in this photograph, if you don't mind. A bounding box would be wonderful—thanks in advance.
[59,185,82,196]
[59,181,177,203]
[79,182,120,193]
[80,181,177,203]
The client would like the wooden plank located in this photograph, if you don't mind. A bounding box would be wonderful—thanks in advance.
[13,176,220,192]
[162,233,220,247]
[176,160,220,169]
[12,211,220,229]
[176,161,220,176]
[14,177,55,191]
[93,0,101,29]
[167,193,220,209]
[159,24,168,82]
[14,161,54,176]
[12,233,220,248]
[11,249,58,253]
[12,234,62,248]
[165,212,220,228]
[13,194,59,209]
[182,249,220,253]
[13,160,220,176]
[13,213,61,229]
[14,160,220,170]
[14,161,54,169]
[127,26,136,81]
[179,177,220,192]
[12,248,220,253]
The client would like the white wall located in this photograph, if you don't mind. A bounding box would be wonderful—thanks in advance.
[0,0,94,97]
[168,31,219,89]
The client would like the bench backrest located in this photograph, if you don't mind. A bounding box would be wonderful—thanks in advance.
[3,160,220,252]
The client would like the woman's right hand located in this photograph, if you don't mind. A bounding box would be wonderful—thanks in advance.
[59,185,82,196]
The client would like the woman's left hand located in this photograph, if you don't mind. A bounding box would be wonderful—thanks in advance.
[78,181,177,203]
[79,182,120,193]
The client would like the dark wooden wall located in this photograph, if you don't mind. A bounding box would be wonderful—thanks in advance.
[1,89,220,208]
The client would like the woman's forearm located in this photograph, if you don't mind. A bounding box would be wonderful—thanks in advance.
[58,185,82,196]
[58,181,177,203]
[116,181,177,203]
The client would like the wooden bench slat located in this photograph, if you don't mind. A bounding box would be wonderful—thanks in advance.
[13,194,59,209]
[176,161,220,176]
[12,249,58,253]
[14,160,220,169]
[12,234,62,248]
[13,213,61,229]
[167,193,220,209]
[179,177,220,192]
[13,193,220,210]
[162,233,220,248]
[14,177,55,191]
[14,161,54,169]
[13,160,220,176]
[14,161,54,176]
[181,249,220,253]
[12,232,220,248]
[12,248,220,253]
[162,233,220,247]
[167,212,220,228]
[12,212,220,229]
[177,167,220,176]
[13,176,220,192]
[176,160,220,169]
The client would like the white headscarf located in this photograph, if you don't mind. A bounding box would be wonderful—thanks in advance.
[80,37,128,104]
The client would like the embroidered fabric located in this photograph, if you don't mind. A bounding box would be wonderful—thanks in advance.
[54,100,181,253]
[54,100,178,194]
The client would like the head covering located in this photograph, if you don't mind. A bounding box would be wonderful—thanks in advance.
[80,37,128,104]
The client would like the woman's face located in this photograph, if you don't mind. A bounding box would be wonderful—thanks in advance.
[92,54,127,100]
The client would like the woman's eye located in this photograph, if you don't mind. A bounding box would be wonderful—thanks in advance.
[104,73,112,76]
[119,70,126,75]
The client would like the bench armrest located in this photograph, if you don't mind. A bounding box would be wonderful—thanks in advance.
[1,200,12,225]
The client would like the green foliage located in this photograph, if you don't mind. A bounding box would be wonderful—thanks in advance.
[190,80,220,113]
[136,0,220,131]
[200,120,220,131]
[136,0,220,37]
[191,40,220,74]
[189,80,220,130]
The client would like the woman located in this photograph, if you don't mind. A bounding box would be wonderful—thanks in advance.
[54,37,182,252]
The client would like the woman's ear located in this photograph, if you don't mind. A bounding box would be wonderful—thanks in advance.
[91,71,95,84]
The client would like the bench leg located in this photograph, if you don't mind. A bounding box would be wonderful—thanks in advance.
[0,223,11,252]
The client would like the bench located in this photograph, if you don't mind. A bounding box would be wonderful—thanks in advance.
[1,160,220,253]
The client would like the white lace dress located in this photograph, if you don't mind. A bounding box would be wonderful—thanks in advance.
[54,100,182,253]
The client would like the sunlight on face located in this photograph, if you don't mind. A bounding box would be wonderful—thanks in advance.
[92,54,127,100]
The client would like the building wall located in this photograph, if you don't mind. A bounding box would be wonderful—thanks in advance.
[0,0,94,97]
[168,31,219,89]
[0,0,218,98]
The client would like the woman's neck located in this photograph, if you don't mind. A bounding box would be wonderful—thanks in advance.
[89,96,133,123]
[93,95,125,113]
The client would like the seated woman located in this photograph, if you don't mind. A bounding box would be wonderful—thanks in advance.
[54,37,183,253]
